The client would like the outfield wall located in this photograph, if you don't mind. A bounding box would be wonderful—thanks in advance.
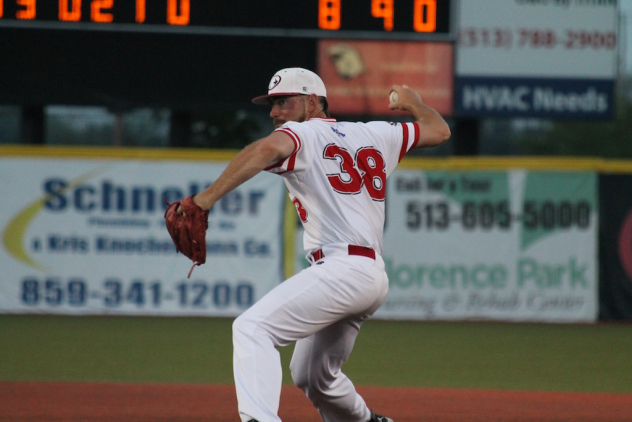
[1,146,631,321]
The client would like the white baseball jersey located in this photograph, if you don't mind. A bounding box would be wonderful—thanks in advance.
[265,117,420,255]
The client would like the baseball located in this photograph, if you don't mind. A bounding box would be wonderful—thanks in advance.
[389,91,398,104]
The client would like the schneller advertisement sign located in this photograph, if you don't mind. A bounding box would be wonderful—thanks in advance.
[0,156,287,316]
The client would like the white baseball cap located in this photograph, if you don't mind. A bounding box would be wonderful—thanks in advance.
[252,67,327,105]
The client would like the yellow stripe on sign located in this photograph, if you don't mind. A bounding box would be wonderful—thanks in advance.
[0,145,240,162]
[2,167,106,272]
[283,195,297,280]
[2,199,48,271]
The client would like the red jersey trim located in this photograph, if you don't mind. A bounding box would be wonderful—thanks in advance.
[279,128,301,172]
[398,123,409,163]
[265,127,302,173]
[412,122,420,148]
[277,128,301,152]
[397,122,420,163]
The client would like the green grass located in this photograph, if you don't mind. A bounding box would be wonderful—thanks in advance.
[1,315,631,393]
[348,320,632,393]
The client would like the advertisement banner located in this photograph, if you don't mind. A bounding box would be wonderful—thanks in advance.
[454,76,614,119]
[598,174,632,320]
[455,0,617,119]
[377,169,598,322]
[0,157,287,316]
[318,39,453,116]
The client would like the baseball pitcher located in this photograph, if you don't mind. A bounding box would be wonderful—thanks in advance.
[165,68,450,422]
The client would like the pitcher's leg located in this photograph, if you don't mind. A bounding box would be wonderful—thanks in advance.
[234,256,387,422]
[290,317,371,422]
[233,314,284,422]
[233,265,371,421]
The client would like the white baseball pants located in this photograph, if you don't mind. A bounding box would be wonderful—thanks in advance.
[232,245,389,422]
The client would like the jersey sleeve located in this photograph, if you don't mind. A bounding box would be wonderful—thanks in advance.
[366,121,420,176]
[264,122,312,176]
[263,126,302,175]
[395,122,420,162]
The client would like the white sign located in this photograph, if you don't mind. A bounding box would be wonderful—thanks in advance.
[0,157,287,316]
[377,169,599,323]
[457,0,618,78]
[455,0,618,118]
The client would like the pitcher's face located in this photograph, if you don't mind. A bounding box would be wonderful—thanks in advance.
[269,95,308,129]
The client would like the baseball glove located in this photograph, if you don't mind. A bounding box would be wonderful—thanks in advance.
[164,195,209,278]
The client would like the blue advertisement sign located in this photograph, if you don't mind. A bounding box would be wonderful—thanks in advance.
[454,77,615,120]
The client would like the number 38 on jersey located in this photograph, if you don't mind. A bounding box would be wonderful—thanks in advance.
[323,144,386,201]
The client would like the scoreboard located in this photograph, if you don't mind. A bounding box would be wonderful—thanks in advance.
[0,0,453,39]
[0,0,454,109]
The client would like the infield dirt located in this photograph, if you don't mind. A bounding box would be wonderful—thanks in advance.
[1,381,631,422]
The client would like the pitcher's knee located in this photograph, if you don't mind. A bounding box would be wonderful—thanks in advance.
[232,313,258,344]
[232,312,280,350]
[290,368,331,401]
[289,358,308,390]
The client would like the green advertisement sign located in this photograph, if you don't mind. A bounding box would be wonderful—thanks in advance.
[379,170,597,322]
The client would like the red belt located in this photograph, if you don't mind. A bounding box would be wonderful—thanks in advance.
[311,245,376,262]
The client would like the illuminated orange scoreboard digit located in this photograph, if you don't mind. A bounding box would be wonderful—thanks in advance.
[320,0,440,33]
[0,0,453,40]
[307,0,451,37]
[0,0,191,25]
